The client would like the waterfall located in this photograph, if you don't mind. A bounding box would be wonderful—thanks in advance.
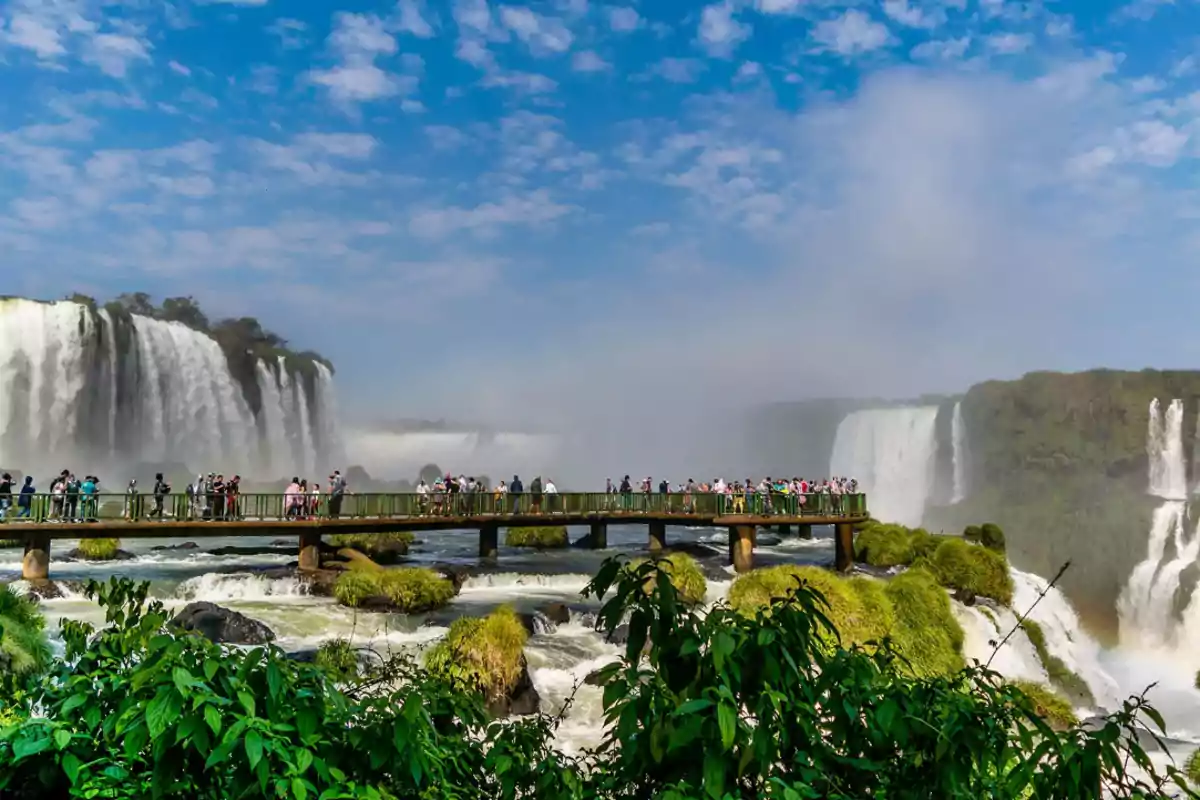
[1148,399,1187,500]
[828,407,939,527]
[949,401,969,504]
[0,298,340,478]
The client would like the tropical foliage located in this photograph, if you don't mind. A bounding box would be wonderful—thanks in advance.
[505,527,569,549]
[0,564,1194,799]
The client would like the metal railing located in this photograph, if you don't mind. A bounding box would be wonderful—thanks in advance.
[0,491,868,524]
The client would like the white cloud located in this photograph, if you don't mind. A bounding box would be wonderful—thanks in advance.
[911,36,970,60]
[267,18,307,49]
[645,57,706,83]
[812,10,891,56]
[82,33,151,78]
[168,60,191,76]
[4,13,66,58]
[1130,76,1165,93]
[986,32,1032,55]
[572,50,610,72]
[409,190,573,239]
[312,65,409,103]
[754,0,802,13]
[607,6,640,32]
[309,13,408,104]
[454,0,495,35]
[396,0,435,37]
[735,61,761,81]
[498,6,573,54]
[882,0,939,29]
[698,3,750,57]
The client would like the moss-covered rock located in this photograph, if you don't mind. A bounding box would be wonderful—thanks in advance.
[631,553,708,606]
[1009,680,1078,731]
[75,538,121,561]
[1020,619,1094,707]
[728,565,894,646]
[328,531,412,563]
[426,606,537,715]
[882,567,965,678]
[854,523,917,567]
[505,526,568,549]
[979,523,1006,553]
[928,538,1014,606]
[963,525,982,542]
[333,567,455,613]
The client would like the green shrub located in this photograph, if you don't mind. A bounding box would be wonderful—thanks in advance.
[908,529,947,560]
[505,526,568,549]
[76,538,120,560]
[314,638,359,683]
[0,540,19,548]
[980,523,1006,553]
[377,568,456,613]
[329,531,413,555]
[0,585,50,690]
[1010,680,1079,731]
[631,553,707,605]
[333,571,379,608]
[1020,619,1094,707]
[425,606,528,702]
[729,565,893,646]
[963,525,982,541]
[929,538,1014,606]
[853,523,916,567]
[333,568,455,613]
[1187,748,1200,785]
[883,567,965,678]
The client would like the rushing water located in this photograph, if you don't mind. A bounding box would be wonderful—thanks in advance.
[829,407,939,527]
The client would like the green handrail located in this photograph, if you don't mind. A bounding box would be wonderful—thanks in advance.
[0,492,868,524]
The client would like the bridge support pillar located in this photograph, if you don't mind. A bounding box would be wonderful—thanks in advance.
[835,522,854,573]
[777,524,792,535]
[729,526,754,573]
[22,532,50,581]
[298,530,321,572]
[648,520,667,552]
[797,524,813,540]
[588,522,608,549]
[479,522,499,560]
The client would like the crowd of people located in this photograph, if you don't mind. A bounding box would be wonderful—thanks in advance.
[0,471,109,522]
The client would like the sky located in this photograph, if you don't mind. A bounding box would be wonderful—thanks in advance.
[3,0,1200,438]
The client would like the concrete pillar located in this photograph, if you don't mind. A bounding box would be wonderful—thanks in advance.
[22,532,50,581]
[729,525,754,574]
[479,522,499,559]
[797,524,813,540]
[835,522,854,573]
[777,524,792,535]
[588,522,608,549]
[298,530,322,572]
[648,520,667,552]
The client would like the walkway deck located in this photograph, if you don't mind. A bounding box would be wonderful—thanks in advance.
[2,492,869,580]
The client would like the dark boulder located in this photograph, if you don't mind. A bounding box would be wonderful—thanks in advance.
[487,656,540,717]
[953,588,977,606]
[606,624,630,645]
[541,602,570,625]
[22,580,82,601]
[286,648,320,664]
[152,542,199,551]
[755,534,782,547]
[209,545,298,557]
[432,563,474,593]
[170,602,276,645]
[61,548,137,562]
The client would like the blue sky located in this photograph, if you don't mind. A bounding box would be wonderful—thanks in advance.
[3,0,1200,427]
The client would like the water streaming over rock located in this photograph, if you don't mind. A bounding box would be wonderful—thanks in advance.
[0,298,340,477]
[829,407,939,526]
[950,400,969,504]
[1149,399,1187,500]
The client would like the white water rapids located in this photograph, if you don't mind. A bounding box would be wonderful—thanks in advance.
[829,407,939,527]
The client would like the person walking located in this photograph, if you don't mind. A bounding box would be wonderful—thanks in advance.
[16,476,35,519]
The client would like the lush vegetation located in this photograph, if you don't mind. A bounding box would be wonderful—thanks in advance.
[506,526,569,549]
[328,531,413,562]
[0,566,1195,798]
[630,553,707,606]
[425,606,529,706]
[333,567,456,613]
[313,639,360,684]
[1020,619,1095,707]
[855,522,948,567]
[930,538,1015,605]
[0,587,50,702]
[76,537,121,561]
[1008,680,1079,731]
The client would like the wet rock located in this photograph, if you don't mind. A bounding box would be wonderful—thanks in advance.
[540,602,570,626]
[755,534,782,547]
[270,539,292,547]
[665,542,722,559]
[518,606,566,636]
[487,656,540,717]
[209,545,298,557]
[606,624,630,645]
[953,588,977,606]
[170,601,276,645]
[286,648,320,664]
[151,542,200,551]
[61,548,138,562]
[23,580,68,600]
[432,563,474,594]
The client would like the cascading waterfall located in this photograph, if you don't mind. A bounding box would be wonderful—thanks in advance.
[0,298,340,477]
[950,401,969,504]
[1148,399,1187,500]
[829,407,939,527]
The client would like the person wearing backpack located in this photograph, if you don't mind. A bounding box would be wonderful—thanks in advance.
[153,472,171,520]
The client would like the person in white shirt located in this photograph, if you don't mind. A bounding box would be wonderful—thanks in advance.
[416,479,430,515]
[544,478,558,512]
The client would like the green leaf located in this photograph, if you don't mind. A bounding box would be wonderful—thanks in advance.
[204,659,219,682]
[12,733,51,760]
[267,663,283,700]
[718,702,737,752]
[291,777,308,800]
[204,704,222,735]
[53,729,71,750]
[676,698,714,715]
[146,689,179,740]
[60,694,87,715]
[62,752,82,784]
[238,691,257,718]
[295,748,313,774]
[245,729,264,770]
[173,666,197,694]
